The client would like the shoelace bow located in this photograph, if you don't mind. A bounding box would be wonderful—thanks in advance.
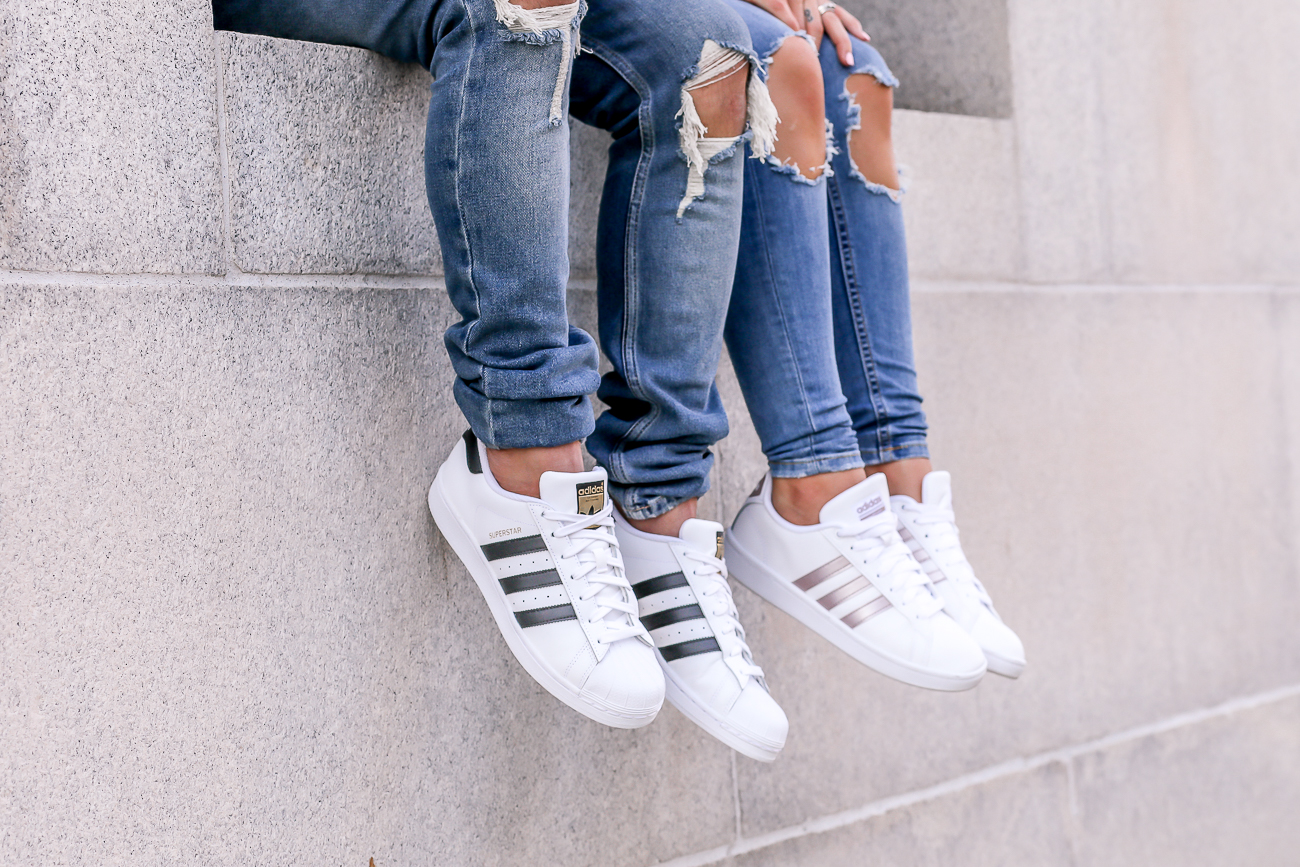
[899,495,993,608]
[681,548,765,683]
[836,512,943,617]
[544,501,647,646]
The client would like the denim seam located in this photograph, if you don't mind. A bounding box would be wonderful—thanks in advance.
[826,169,892,459]
[744,160,825,467]
[453,0,492,444]
[577,38,657,495]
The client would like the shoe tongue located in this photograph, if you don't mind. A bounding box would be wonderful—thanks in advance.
[537,467,608,515]
[920,470,952,506]
[678,518,726,560]
[819,473,892,526]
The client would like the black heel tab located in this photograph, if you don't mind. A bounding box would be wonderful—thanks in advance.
[463,430,483,474]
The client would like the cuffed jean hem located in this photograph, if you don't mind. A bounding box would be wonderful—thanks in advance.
[767,451,865,480]
[858,438,930,466]
[453,387,597,452]
[610,482,711,522]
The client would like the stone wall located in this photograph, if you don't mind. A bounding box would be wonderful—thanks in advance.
[4,0,1300,864]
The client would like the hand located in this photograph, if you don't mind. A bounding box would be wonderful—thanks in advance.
[738,0,871,67]
[814,3,871,67]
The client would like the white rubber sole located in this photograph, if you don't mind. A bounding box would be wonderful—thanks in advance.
[725,529,985,692]
[660,661,784,763]
[983,650,1025,679]
[428,473,662,729]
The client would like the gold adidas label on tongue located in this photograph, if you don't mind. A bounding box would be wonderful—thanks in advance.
[576,480,605,516]
[715,530,725,560]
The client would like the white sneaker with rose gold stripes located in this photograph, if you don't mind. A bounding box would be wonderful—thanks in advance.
[725,473,986,691]
[892,471,1026,678]
[427,430,664,728]
[615,514,788,762]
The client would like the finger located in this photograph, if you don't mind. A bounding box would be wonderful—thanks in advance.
[822,11,854,66]
[833,7,870,42]
[748,0,802,32]
[801,0,825,46]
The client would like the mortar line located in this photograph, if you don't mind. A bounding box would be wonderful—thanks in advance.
[4,270,1298,296]
[211,30,238,274]
[645,682,1300,867]
[0,269,602,292]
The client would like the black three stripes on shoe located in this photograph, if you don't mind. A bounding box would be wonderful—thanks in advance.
[480,535,578,627]
[630,572,721,661]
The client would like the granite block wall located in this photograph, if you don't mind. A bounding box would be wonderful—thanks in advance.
[3,0,1299,864]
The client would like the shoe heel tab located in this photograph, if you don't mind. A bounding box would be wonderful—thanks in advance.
[462,429,483,474]
[745,473,771,503]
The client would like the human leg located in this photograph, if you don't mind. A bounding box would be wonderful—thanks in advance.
[570,1,789,758]
[710,3,983,691]
[573,0,772,526]
[820,40,1024,676]
[216,0,671,723]
[719,1,864,504]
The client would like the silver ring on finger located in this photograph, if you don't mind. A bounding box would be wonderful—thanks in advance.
[817,2,838,13]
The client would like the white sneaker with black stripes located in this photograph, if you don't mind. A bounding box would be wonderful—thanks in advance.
[428,431,664,728]
[892,471,1026,678]
[726,473,986,691]
[615,514,788,762]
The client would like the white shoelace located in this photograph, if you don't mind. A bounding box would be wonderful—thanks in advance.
[898,496,994,609]
[681,548,766,684]
[836,512,943,617]
[544,500,648,647]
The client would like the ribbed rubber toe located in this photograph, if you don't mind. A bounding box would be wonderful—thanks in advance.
[728,685,789,752]
[580,639,665,721]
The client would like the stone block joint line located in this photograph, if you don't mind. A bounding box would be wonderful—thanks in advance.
[644,682,1300,867]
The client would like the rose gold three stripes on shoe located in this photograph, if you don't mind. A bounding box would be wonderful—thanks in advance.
[793,556,892,627]
[897,526,946,585]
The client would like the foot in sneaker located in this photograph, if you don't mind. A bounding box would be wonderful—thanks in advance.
[892,471,1026,678]
[726,473,986,691]
[615,514,788,762]
[428,431,664,728]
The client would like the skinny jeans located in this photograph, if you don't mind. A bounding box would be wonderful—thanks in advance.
[721,2,930,477]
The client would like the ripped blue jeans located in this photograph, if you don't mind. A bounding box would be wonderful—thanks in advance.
[213,0,773,518]
[721,1,930,476]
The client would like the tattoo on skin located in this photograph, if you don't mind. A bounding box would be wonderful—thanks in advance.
[804,7,814,22]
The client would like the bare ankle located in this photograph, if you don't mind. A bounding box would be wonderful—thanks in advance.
[622,499,699,537]
[863,457,932,502]
[485,442,585,499]
[770,469,867,526]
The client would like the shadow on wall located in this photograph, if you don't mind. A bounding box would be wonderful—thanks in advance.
[836,0,1012,118]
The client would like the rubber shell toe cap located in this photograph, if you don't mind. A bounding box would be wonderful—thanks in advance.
[580,638,665,717]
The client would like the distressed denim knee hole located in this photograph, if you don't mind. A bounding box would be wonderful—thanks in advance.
[676,39,777,218]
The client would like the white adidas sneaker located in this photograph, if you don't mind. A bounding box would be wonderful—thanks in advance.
[615,514,788,762]
[726,474,986,691]
[427,431,664,728]
[892,471,1026,678]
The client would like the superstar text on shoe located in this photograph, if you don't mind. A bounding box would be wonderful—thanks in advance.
[428,430,664,727]
[892,471,1026,678]
[616,514,788,761]
[726,473,986,691]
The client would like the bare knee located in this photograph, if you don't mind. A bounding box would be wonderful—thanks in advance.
[845,73,899,190]
[766,36,827,179]
[686,50,749,138]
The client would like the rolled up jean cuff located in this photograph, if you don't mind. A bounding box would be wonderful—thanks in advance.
[859,438,930,466]
[453,383,596,452]
[767,450,866,480]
